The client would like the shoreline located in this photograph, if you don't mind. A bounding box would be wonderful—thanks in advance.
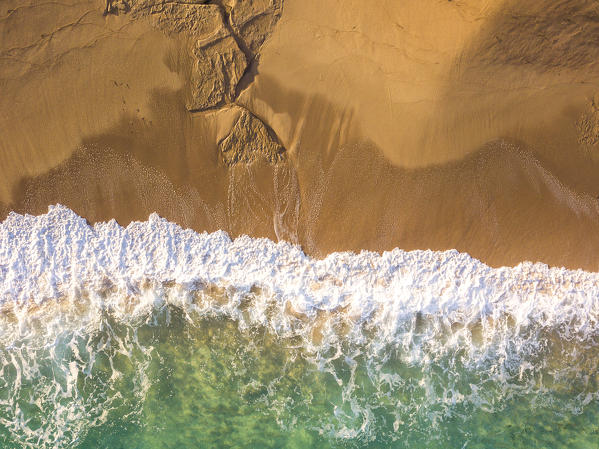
[2,205,598,308]
[3,0,599,271]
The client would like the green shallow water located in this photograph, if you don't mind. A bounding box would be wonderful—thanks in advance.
[1,303,599,448]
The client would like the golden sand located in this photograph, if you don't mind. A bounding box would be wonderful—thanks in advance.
[2,0,599,269]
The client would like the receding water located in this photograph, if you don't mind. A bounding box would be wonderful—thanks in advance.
[1,295,598,449]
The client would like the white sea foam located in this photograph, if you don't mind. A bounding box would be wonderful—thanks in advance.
[1,205,599,448]
[1,204,598,326]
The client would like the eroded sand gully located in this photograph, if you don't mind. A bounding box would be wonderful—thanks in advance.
[2,0,599,269]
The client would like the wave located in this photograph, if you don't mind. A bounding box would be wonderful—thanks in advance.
[2,204,599,315]
[1,205,599,448]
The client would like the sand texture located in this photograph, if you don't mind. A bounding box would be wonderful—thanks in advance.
[2,0,599,269]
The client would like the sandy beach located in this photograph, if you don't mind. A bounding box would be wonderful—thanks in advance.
[2,0,599,269]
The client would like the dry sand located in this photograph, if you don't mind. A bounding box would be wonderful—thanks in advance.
[2,0,599,270]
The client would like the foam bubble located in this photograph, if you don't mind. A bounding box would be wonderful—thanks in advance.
[1,205,598,330]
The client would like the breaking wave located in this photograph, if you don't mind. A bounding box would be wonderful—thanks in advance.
[1,205,599,448]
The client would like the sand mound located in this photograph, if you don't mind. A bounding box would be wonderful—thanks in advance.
[218,106,285,165]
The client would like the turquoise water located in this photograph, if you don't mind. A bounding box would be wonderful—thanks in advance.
[1,296,598,448]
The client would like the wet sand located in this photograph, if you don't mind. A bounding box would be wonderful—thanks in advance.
[2,0,599,269]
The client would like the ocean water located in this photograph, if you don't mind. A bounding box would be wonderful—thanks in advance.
[1,206,599,448]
